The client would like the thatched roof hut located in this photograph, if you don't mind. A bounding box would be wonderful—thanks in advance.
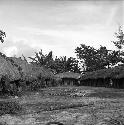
[80,65,124,88]
[9,57,37,82]
[9,57,54,82]
[81,68,113,80]
[55,71,81,79]
[80,65,124,80]
[0,55,21,82]
[55,71,81,86]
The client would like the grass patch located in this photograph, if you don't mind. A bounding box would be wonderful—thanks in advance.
[23,101,94,114]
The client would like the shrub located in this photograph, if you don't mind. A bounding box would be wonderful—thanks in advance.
[0,101,23,116]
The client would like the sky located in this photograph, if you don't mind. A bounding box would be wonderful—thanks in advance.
[0,0,123,59]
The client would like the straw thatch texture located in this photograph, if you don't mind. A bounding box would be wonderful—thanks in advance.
[9,57,37,82]
[30,64,54,79]
[0,55,21,81]
[9,57,54,82]
[81,68,112,80]
[55,71,81,79]
[81,65,124,80]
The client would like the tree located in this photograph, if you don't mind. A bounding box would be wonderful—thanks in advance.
[53,56,80,73]
[75,44,121,72]
[67,57,80,73]
[75,27,124,72]
[75,44,103,71]
[0,30,6,43]
[29,49,54,68]
[111,26,124,63]
[96,46,122,68]
[29,50,81,74]
[112,26,124,50]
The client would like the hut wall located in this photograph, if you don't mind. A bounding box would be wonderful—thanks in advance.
[118,78,124,89]
[62,79,68,86]
[62,78,77,86]
[103,78,111,88]
[80,79,90,86]
[110,78,124,89]
[45,79,53,87]
[112,79,118,88]
[96,78,105,87]
[80,78,112,88]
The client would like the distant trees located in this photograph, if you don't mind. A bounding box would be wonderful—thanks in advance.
[97,46,121,69]
[111,26,124,63]
[75,44,107,71]
[0,30,6,43]
[75,26,124,72]
[29,26,124,74]
[112,26,124,50]
[29,50,53,68]
[52,56,80,73]
[75,44,122,72]
[29,50,81,74]
[0,30,6,58]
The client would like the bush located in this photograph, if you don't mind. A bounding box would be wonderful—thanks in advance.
[0,101,23,116]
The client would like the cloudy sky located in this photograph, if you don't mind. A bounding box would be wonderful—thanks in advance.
[0,0,123,59]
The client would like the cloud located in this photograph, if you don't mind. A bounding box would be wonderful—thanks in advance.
[0,0,122,59]
[19,26,116,43]
[0,37,37,58]
[3,46,18,57]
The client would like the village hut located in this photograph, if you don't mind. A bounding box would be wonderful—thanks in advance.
[80,68,115,87]
[30,65,55,87]
[9,57,37,82]
[80,65,124,88]
[111,65,124,88]
[0,55,21,93]
[112,73,124,88]
[9,57,55,89]
[55,71,81,86]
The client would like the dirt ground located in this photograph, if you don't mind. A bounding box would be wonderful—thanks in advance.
[0,86,124,125]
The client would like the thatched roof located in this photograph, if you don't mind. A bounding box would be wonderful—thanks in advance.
[9,57,36,82]
[30,64,54,79]
[55,71,81,79]
[0,55,21,81]
[81,68,113,80]
[9,57,54,82]
[81,65,124,80]
[111,65,124,79]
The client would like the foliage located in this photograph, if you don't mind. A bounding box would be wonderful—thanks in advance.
[75,44,103,71]
[97,47,122,68]
[75,44,123,72]
[29,50,53,68]
[111,26,124,63]
[52,56,81,73]
[75,27,124,72]
[29,50,81,74]
[0,30,6,43]
[112,26,124,50]
[0,101,23,116]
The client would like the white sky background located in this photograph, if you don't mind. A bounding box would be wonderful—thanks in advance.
[0,0,123,59]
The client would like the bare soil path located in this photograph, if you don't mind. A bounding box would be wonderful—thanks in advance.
[0,86,124,125]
